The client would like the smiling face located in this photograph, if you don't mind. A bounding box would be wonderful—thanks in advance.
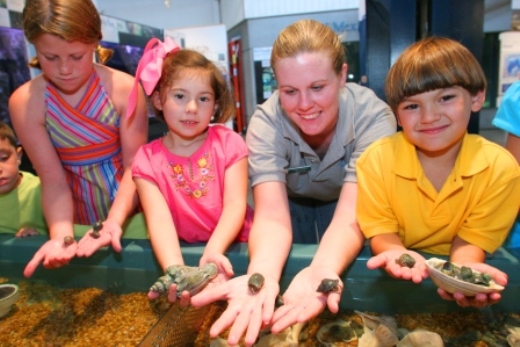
[0,138,22,195]
[153,69,216,144]
[396,86,485,158]
[274,51,347,146]
[34,33,96,95]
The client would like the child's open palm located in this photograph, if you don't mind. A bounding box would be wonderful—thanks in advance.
[367,249,428,283]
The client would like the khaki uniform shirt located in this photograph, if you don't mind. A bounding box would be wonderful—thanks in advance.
[246,83,396,201]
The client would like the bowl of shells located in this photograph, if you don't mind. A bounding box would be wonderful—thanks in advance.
[0,283,20,318]
[425,258,504,297]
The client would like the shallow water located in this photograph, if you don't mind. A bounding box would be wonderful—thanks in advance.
[1,278,519,347]
[0,278,170,347]
[195,301,520,347]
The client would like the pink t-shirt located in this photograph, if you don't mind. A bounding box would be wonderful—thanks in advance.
[132,125,252,243]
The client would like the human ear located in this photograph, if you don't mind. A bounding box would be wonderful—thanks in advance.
[212,104,220,119]
[340,63,348,83]
[394,111,402,127]
[16,146,23,165]
[470,90,486,112]
[151,91,163,111]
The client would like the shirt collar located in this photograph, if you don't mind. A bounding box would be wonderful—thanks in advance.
[393,132,489,179]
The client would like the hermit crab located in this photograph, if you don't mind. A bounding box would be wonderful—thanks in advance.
[150,263,218,297]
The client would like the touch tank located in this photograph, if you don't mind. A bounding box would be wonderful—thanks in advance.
[1,233,519,346]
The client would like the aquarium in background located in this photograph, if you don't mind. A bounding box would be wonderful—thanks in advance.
[0,26,31,126]
[100,41,144,77]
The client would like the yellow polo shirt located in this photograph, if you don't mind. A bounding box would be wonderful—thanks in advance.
[356,132,520,255]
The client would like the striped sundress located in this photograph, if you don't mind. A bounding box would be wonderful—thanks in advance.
[45,70,123,225]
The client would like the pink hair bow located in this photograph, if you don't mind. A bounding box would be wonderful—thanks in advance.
[126,37,180,118]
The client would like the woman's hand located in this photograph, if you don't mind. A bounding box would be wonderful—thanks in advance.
[23,237,77,277]
[76,219,123,257]
[436,261,507,308]
[367,249,428,283]
[191,274,279,347]
[271,266,342,334]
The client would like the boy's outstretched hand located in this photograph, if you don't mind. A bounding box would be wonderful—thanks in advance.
[436,261,507,308]
[367,249,428,283]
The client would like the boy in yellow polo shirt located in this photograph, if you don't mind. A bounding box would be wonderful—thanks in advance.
[356,37,520,309]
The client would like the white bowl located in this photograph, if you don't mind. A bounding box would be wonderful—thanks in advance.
[0,284,20,318]
[425,258,504,297]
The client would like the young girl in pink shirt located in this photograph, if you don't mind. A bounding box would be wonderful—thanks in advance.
[128,38,253,303]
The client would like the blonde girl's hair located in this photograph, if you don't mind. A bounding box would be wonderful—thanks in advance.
[385,36,487,112]
[153,49,235,124]
[270,19,346,75]
[22,0,113,68]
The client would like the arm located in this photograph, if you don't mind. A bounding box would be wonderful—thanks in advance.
[436,236,508,308]
[191,181,291,347]
[436,151,520,307]
[367,233,427,283]
[355,141,427,283]
[76,67,148,256]
[200,157,249,278]
[9,79,77,277]
[135,177,185,302]
[248,181,293,280]
[136,178,184,269]
[106,69,148,226]
[504,133,520,165]
[270,182,365,333]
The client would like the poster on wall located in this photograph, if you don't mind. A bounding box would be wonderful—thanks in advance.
[497,31,520,106]
[252,47,276,105]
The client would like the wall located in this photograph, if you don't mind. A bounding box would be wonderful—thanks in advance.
[95,0,221,30]
[94,0,362,42]
[94,0,513,35]
[220,0,358,29]
[230,10,359,123]
[485,0,514,32]
[93,0,515,128]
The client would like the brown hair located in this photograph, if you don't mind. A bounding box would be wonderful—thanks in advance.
[22,0,113,68]
[153,49,235,124]
[270,19,345,76]
[0,121,18,148]
[385,36,487,111]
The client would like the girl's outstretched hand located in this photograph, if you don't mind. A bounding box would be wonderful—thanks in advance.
[436,261,507,308]
[271,266,342,334]
[76,219,123,257]
[190,274,279,347]
[199,252,234,280]
[23,237,77,278]
[147,283,191,307]
[367,249,428,283]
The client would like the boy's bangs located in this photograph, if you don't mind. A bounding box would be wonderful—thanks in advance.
[401,59,457,99]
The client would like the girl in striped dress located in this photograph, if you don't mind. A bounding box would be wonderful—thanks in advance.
[8,0,148,277]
